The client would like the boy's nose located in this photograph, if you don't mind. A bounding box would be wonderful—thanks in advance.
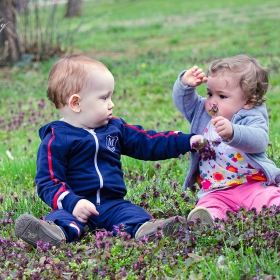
[109,100,114,109]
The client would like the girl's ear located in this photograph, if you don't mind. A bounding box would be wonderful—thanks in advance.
[243,103,253,110]
[68,94,81,113]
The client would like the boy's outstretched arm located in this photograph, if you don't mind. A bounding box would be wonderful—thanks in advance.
[118,121,192,160]
[181,66,208,87]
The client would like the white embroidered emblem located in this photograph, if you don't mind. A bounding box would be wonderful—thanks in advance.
[106,135,118,152]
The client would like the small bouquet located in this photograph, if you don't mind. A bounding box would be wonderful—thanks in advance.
[191,138,221,161]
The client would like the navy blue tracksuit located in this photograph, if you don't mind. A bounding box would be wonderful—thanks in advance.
[36,117,193,242]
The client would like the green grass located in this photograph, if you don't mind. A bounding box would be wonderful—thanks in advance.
[1,0,280,278]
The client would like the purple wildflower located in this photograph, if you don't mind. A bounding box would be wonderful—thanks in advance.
[155,162,161,169]
[209,104,219,116]
[191,138,216,161]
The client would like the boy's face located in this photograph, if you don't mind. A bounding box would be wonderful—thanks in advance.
[205,74,249,121]
[78,69,115,129]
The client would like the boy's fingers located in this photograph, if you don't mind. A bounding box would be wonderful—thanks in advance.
[87,204,99,216]
[89,209,99,216]
[80,213,88,221]
[92,210,99,216]
[77,217,87,223]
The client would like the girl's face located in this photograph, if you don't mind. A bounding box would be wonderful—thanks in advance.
[205,74,251,120]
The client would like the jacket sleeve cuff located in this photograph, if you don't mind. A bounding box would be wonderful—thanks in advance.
[61,193,85,214]
[176,132,196,154]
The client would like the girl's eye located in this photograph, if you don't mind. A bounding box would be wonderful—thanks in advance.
[102,96,108,100]
[207,92,212,97]
[220,95,227,99]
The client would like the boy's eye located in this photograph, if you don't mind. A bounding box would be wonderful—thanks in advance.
[219,95,227,99]
[102,96,108,100]
[207,92,212,97]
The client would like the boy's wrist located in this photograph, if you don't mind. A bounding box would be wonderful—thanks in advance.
[61,193,85,213]
[176,132,196,153]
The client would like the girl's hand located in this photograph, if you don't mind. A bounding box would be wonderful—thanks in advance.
[181,66,208,87]
[212,116,233,140]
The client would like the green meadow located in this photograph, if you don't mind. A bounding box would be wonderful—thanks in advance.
[1,0,280,278]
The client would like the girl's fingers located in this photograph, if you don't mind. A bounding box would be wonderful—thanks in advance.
[191,65,198,72]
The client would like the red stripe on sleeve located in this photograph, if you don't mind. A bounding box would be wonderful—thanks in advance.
[47,128,66,209]
[47,128,56,180]
[53,183,67,210]
[124,124,178,138]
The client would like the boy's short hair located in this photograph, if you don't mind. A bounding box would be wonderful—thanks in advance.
[207,54,269,106]
[47,55,108,109]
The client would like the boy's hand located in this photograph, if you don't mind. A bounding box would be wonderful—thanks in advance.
[190,135,206,148]
[181,66,208,87]
[72,199,99,223]
[212,116,233,140]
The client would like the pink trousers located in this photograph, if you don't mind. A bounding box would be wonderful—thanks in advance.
[197,181,280,219]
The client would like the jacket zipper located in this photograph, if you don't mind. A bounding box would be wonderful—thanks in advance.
[87,129,103,205]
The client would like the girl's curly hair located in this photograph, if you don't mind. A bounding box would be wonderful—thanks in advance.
[207,54,269,106]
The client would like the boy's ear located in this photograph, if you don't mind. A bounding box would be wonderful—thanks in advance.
[68,94,81,113]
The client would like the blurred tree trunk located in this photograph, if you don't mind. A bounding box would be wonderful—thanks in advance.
[0,0,21,66]
[65,0,82,18]
[12,0,28,13]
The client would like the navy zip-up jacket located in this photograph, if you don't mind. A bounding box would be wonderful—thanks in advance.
[35,117,194,214]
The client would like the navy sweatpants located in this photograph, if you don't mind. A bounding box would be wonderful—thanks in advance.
[44,199,152,242]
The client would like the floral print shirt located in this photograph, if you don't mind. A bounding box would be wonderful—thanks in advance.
[198,121,266,192]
